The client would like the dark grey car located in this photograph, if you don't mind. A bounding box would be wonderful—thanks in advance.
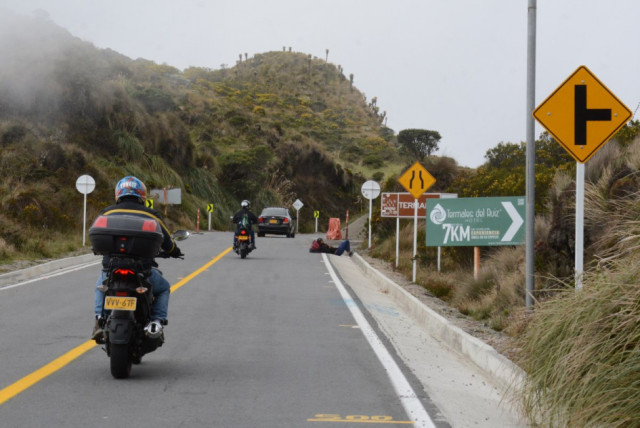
[257,207,296,238]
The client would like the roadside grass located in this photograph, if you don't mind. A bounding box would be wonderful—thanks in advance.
[515,257,640,427]
[0,229,90,272]
[370,221,526,331]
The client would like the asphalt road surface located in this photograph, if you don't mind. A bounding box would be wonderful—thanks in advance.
[0,231,525,427]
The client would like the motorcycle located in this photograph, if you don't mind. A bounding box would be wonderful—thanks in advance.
[89,214,188,379]
[233,223,253,259]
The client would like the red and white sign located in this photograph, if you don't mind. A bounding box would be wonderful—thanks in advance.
[381,192,457,218]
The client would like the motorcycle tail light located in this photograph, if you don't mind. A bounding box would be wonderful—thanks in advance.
[142,220,158,232]
[240,230,247,235]
[93,216,108,228]
[115,291,128,297]
[114,269,135,276]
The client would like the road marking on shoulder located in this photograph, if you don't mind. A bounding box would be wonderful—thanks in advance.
[308,413,413,424]
[322,253,437,428]
[0,248,232,407]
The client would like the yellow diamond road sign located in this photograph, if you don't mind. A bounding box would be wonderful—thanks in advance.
[398,162,436,199]
[533,65,632,163]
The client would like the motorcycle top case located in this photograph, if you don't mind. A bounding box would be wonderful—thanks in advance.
[89,214,163,257]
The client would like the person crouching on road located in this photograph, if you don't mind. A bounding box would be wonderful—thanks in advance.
[309,237,353,256]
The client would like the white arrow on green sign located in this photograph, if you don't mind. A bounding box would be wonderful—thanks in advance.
[426,196,525,246]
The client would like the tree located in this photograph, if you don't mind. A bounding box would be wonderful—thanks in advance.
[397,129,441,160]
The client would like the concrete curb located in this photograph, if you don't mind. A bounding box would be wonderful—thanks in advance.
[350,252,526,391]
[0,254,100,287]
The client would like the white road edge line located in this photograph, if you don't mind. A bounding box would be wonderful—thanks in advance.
[0,261,102,291]
[322,253,437,428]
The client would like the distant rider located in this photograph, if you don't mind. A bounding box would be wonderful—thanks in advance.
[92,176,183,343]
[232,200,258,250]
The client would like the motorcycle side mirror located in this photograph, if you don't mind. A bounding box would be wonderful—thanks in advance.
[173,230,190,241]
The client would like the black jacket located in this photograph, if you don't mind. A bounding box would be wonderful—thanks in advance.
[232,207,258,225]
[99,198,180,269]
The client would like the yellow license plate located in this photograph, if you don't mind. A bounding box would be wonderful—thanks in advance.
[105,296,137,311]
[269,219,278,224]
[237,235,249,241]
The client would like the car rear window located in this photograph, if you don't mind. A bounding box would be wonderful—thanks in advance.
[262,208,288,217]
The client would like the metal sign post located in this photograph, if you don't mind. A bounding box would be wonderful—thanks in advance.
[534,65,632,290]
[293,199,304,234]
[397,163,436,282]
[381,192,456,269]
[361,181,381,248]
[75,174,96,246]
[207,203,214,231]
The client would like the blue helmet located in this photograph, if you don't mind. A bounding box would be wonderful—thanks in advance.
[115,176,147,203]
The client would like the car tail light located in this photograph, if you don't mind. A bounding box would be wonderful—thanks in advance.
[283,218,289,223]
[258,217,264,223]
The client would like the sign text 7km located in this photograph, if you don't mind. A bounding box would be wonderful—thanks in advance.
[426,197,525,247]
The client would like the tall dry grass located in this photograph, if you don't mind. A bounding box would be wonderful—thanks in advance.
[515,138,640,426]
[516,258,640,427]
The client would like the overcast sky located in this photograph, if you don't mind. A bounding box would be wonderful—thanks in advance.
[3,0,639,168]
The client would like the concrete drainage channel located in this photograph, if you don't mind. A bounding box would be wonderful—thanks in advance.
[349,252,525,393]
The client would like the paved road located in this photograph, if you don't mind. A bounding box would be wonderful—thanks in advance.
[0,231,526,427]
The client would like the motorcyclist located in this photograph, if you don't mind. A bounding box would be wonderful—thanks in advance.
[232,200,258,250]
[91,176,183,343]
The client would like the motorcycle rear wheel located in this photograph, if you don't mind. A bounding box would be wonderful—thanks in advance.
[240,248,247,259]
[110,344,132,379]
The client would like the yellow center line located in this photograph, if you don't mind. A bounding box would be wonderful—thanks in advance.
[0,341,96,406]
[170,247,232,293]
[0,247,232,407]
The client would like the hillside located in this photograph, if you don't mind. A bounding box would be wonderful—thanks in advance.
[0,11,399,260]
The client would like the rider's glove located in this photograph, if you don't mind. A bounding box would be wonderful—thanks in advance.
[170,246,184,258]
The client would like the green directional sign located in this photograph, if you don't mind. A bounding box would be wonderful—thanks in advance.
[426,196,525,246]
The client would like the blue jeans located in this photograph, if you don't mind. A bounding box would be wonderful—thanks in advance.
[335,239,351,255]
[94,268,171,320]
